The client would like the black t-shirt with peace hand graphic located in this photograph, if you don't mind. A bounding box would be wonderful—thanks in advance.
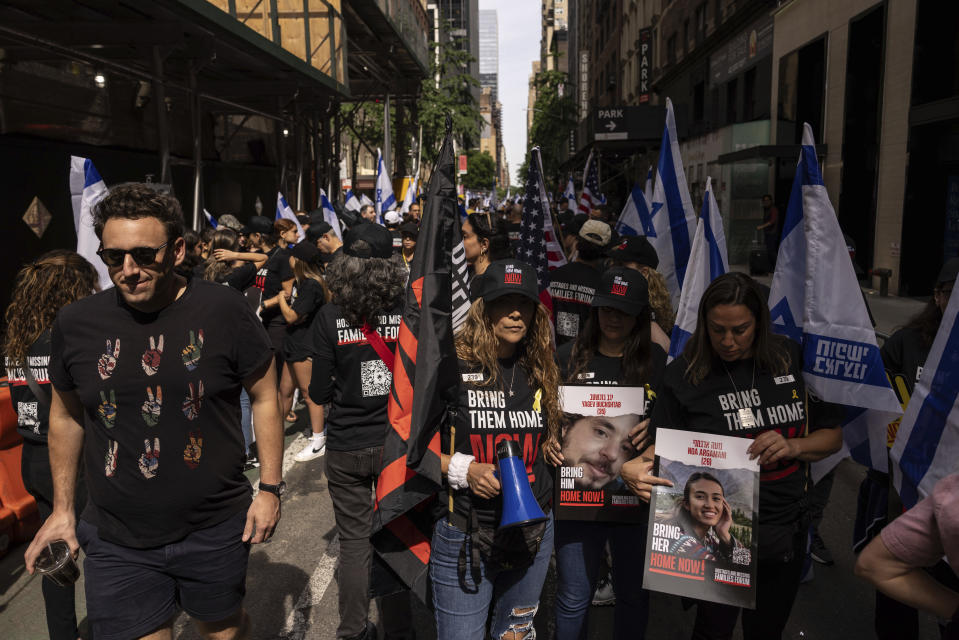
[49,278,273,548]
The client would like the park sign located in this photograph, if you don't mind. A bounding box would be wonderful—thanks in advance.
[595,107,629,141]
[594,105,685,143]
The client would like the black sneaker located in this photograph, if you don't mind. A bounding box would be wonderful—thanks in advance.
[810,532,834,565]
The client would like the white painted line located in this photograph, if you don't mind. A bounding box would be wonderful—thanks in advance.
[280,535,340,639]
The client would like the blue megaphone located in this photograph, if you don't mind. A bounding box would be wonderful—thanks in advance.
[496,439,548,529]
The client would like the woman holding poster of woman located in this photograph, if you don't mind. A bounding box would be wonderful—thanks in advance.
[622,272,843,640]
[546,267,667,640]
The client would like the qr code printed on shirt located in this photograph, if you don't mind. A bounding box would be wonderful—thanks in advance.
[360,359,392,397]
[556,311,579,338]
[17,401,40,434]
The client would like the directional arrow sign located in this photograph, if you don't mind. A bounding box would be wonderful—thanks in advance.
[595,107,628,141]
[605,121,617,131]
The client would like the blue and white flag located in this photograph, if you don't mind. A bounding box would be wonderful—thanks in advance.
[360,193,373,208]
[375,148,396,224]
[768,123,901,479]
[319,189,343,240]
[203,209,218,229]
[668,177,728,362]
[399,177,417,214]
[649,98,697,307]
[276,192,305,241]
[615,183,655,237]
[344,189,361,213]
[891,283,959,508]
[564,176,576,211]
[644,165,654,208]
[69,156,111,290]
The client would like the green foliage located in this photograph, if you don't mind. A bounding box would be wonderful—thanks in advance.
[729,524,753,548]
[418,38,482,166]
[463,150,496,190]
[527,70,577,190]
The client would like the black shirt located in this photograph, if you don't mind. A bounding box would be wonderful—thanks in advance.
[445,356,553,528]
[880,326,929,395]
[48,278,274,548]
[309,303,403,451]
[256,247,293,326]
[5,330,52,443]
[650,339,843,531]
[548,262,601,345]
[225,262,257,292]
[557,340,667,389]
[283,278,325,362]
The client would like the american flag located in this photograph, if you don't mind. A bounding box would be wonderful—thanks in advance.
[519,148,567,309]
[577,149,605,216]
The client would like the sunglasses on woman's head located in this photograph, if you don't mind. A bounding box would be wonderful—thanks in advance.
[96,241,169,267]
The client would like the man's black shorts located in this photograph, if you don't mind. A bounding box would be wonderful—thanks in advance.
[77,510,250,640]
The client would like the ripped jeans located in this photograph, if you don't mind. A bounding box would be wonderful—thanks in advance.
[430,513,554,640]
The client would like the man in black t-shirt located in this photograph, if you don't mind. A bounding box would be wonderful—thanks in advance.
[24,184,284,640]
[548,220,612,345]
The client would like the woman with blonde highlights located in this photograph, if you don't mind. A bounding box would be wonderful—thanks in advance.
[4,250,98,640]
[433,259,560,640]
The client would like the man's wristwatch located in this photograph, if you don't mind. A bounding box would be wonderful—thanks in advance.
[258,481,287,498]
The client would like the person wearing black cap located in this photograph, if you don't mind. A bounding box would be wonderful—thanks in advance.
[608,236,674,350]
[851,255,959,640]
[307,221,344,257]
[432,259,562,640]
[276,242,329,463]
[398,221,418,269]
[548,220,612,346]
[545,267,667,640]
[308,223,411,640]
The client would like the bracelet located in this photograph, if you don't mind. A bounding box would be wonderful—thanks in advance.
[447,452,475,490]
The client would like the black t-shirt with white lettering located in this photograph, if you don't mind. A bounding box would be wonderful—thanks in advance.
[557,340,668,390]
[48,278,274,548]
[445,355,553,529]
[880,326,929,395]
[256,247,294,327]
[650,339,843,532]
[283,278,325,362]
[548,262,601,345]
[309,303,402,452]
[5,331,52,443]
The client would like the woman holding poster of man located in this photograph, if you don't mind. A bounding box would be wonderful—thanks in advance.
[622,272,843,640]
[545,267,667,640]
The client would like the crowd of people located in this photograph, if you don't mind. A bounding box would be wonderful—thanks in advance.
[3,182,957,640]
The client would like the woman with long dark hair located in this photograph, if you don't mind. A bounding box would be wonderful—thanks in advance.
[622,272,843,640]
[309,224,411,640]
[4,250,99,640]
[202,227,267,289]
[432,259,561,640]
[547,267,666,640]
[462,212,513,279]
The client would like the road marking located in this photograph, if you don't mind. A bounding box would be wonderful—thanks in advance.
[280,535,339,639]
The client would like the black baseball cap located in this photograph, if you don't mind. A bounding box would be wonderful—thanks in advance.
[591,267,649,316]
[399,222,419,238]
[296,214,310,225]
[244,215,274,235]
[477,260,539,304]
[938,257,959,285]
[343,223,393,259]
[308,210,327,227]
[307,221,333,242]
[606,235,659,270]
[291,240,320,264]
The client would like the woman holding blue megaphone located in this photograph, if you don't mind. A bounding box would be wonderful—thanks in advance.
[432,259,562,640]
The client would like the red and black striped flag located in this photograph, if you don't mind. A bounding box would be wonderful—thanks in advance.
[371,117,470,601]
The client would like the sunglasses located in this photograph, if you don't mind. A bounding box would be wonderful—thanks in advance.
[97,241,169,267]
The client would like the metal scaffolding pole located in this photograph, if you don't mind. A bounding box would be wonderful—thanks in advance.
[189,66,202,232]
[151,47,171,184]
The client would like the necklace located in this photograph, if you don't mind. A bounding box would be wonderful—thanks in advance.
[720,358,757,428]
[506,362,518,397]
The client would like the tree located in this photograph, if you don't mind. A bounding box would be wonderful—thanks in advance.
[417,38,482,166]
[462,150,495,191]
[527,70,577,190]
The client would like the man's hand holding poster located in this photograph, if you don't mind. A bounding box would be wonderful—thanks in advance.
[555,385,648,522]
[643,428,760,609]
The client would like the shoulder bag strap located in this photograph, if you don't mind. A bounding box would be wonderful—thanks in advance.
[21,361,51,416]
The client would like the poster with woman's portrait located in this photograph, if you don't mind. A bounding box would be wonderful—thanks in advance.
[554,385,648,522]
[643,428,760,609]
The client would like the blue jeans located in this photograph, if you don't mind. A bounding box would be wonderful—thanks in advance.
[430,513,554,640]
[554,520,650,640]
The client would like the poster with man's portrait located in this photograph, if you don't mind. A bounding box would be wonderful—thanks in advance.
[554,385,648,522]
[643,428,760,609]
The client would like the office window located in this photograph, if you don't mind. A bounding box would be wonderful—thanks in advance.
[696,4,706,41]
[714,0,722,26]
[684,20,690,52]
[726,77,738,123]
[667,33,677,65]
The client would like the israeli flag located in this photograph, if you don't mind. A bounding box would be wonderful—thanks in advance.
[891,283,959,508]
[203,209,218,229]
[359,193,373,208]
[564,176,576,211]
[399,177,417,214]
[649,97,697,307]
[276,192,305,241]
[668,177,728,362]
[319,189,343,240]
[615,183,655,237]
[768,124,901,478]
[375,148,396,224]
[344,189,361,213]
[644,165,654,208]
[69,156,111,290]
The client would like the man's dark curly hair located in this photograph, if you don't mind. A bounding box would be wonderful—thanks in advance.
[93,183,185,241]
[324,250,406,327]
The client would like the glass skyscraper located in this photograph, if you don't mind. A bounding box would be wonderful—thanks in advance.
[479,9,498,103]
